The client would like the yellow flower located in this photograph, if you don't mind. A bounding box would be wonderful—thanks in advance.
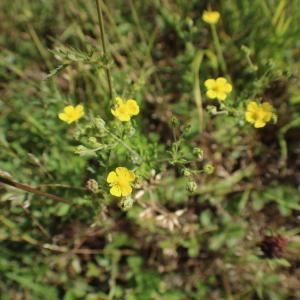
[111,97,140,122]
[202,10,220,24]
[204,77,232,101]
[245,101,274,128]
[58,105,84,124]
[107,167,136,197]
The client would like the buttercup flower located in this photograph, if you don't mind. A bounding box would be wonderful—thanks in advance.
[245,101,274,128]
[204,77,232,101]
[58,105,84,124]
[111,97,139,122]
[202,10,220,24]
[107,167,136,197]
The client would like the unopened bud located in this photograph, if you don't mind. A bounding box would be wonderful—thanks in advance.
[170,116,180,128]
[203,163,214,174]
[86,179,99,193]
[186,181,197,193]
[193,147,204,160]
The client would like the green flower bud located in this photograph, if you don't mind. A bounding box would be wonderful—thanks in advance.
[186,181,197,193]
[93,117,106,129]
[88,137,97,145]
[193,147,204,160]
[119,197,134,211]
[183,124,192,135]
[170,116,180,128]
[206,105,217,114]
[203,163,214,174]
[182,168,192,177]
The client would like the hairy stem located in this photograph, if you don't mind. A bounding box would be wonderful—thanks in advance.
[95,0,113,99]
[211,24,227,74]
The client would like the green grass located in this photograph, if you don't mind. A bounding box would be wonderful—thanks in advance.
[1,0,300,299]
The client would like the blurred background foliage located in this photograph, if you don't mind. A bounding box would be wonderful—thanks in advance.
[0,0,300,299]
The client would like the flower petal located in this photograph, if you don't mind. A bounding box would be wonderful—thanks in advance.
[120,185,132,197]
[204,79,215,89]
[110,185,122,197]
[224,83,232,93]
[216,92,227,101]
[216,77,227,85]
[247,102,258,112]
[206,90,217,99]
[126,100,140,115]
[64,105,74,114]
[254,120,266,128]
[58,113,68,122]
[245,112,255,123]
[107,171,118,183]
[115,97,124,106]
[75,105,84,113]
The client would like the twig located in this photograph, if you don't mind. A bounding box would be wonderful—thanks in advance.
[0,175,70,204]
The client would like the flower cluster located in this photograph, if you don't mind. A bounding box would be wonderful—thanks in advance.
[58,105,84,124]
[202,10,220,24]
[204,77,232,101]
[111,97,140,122]
[106,167,136,197]
[245,101,274,128]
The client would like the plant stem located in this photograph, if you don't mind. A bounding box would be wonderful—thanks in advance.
[211,24,227,74]
[193,51,204,132]
[104,127,142,162]
[0,175,70,204]
[95,0,113,99]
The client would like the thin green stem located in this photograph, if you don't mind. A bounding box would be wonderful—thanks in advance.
[95,0,113,99]
[192,51,204,132]
[211,24,227,75]
[104,127,142,162]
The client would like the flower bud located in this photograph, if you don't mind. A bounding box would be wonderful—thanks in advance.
[203,163,214,174]
[182,168,192,177]
[193,147,204,160]
[186,181,197,193]
[86,179,99,193]
[119,197,134,211]
[170,116,180,128]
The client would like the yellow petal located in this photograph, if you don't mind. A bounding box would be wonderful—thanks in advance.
[254,120,266,128]
[247,102,258,112]
[216,77,227,85]
[216,92,227,101]
[206,90,217,99]
[202,11,220,24]
[107,171,118,183]
[110,185,122,197]
[64,105,74,114]
[126,100,140,115]
[75,105,84,113]
[245,112,255,123]
[120,185,132,197]
[127,170,136,182]
[115,167,136,182]
[224,83,232,93]
[204,79,216,89]
[117,113,131,122]
[115,97,124,106]
[111,109,117,117]
[263,111,273,122]
[58,112,68,122]
[115,167,129,178]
